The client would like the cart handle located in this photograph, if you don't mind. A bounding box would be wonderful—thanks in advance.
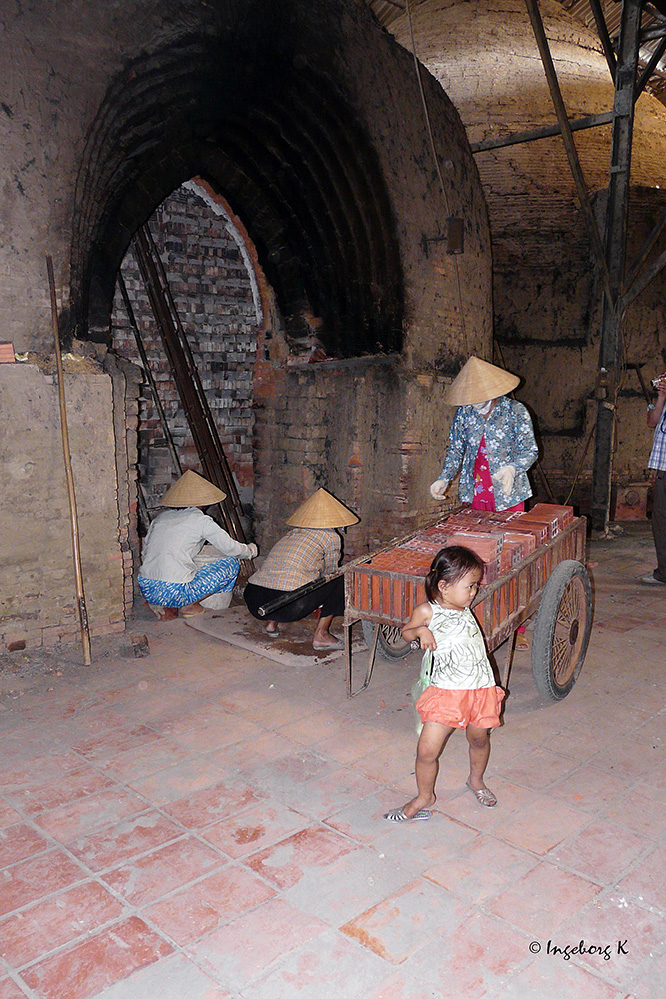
[257,576,329,617]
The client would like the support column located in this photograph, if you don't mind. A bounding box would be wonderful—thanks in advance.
[590,0,643,532]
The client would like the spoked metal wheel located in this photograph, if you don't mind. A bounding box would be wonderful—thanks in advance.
[361,621,413,660]
[531,560,592,700]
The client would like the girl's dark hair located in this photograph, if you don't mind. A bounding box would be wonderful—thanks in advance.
[425,545,485,602]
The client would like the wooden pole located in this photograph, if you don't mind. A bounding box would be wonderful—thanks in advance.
[46,255,92,666]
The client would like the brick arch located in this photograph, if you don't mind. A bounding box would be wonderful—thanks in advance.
[71,29,403,357]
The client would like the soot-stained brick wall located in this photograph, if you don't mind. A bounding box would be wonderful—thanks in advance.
[252,353,463,553]
[0,0,492,649]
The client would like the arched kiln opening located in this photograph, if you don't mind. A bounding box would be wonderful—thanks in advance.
[110,179,263,531]
[70,33,404,359]
[67,26,408,593]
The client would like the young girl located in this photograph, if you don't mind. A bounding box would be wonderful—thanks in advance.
[384,545,505,822]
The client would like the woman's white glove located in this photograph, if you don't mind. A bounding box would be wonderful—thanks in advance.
[492,464,516,497]
[430,478,449,500]
[247,543,259,559]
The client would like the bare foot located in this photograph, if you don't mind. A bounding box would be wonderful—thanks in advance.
[180,603,206,617]
[150,605,179,621]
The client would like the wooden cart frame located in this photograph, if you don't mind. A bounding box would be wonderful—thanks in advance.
[342,516,591,699]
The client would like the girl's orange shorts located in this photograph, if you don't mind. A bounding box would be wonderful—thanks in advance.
[416,685,505,729]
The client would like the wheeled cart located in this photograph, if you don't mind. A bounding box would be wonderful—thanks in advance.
[342,506,591,700]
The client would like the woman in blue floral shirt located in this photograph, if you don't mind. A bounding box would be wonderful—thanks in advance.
[430,356,538,513]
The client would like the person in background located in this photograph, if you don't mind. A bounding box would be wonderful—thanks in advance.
[137,470,257,618]
[429,355,538,514]
[429,356,538,650]
[243,488,358,652]
[641,370,666,585]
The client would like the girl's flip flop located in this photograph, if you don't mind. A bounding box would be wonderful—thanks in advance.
[383,807,432,822]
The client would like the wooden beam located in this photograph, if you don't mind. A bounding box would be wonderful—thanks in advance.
[470,112,613,153]
[523,0,614,305]
[589,0,618,81]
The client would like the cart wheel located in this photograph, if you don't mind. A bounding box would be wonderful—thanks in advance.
[531,560,592,700]
[361,621,412,660]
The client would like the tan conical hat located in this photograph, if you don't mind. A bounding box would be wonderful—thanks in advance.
[444,356,520,405]
[285,488,359,529]
[159,469,227,507]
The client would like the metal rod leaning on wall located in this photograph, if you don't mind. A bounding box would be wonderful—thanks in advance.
[117,271,182,480]
[588,0,617,81]
[470,111,613,154]
[138,226,246,529]
[133,230,233,530]
[133,227,251,565]
[46,255,92,666]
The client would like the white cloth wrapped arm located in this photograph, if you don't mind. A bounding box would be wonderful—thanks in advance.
[492,464,516,497]
[430,478,450,500]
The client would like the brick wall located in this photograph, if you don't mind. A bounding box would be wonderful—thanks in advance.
[111,181,260,516]
[0,361,125,651]
[0,0,493,648]
[253,354,460,556]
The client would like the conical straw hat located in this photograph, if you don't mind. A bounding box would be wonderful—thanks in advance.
[285,488,359,529]
[443,355,520,405]
[159,469,227,507]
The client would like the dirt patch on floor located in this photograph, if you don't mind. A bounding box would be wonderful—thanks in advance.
[0,605,158,699]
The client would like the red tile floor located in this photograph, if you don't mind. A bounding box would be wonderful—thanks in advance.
[0,524,665,999]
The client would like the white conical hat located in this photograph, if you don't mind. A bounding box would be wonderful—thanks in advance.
[443,356,520,405]
[285,488,359,529]
[159,469,227,507]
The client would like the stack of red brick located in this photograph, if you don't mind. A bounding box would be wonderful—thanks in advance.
[353,502,574,597]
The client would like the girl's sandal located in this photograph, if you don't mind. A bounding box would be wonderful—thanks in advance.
[383,807,432,822]
[466,782,497,807]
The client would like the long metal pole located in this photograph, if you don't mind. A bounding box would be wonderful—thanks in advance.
[590,0,643,532]
[470,111,613,154]
[133,226,254,573]
[523,0,615,305]
[589,0,617,81]
[634,35,666,99]
[135,227,246,533]
[46,255,92,666]
[140,225,246,520]
[117,271,182,478]
[133,233,236,533]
